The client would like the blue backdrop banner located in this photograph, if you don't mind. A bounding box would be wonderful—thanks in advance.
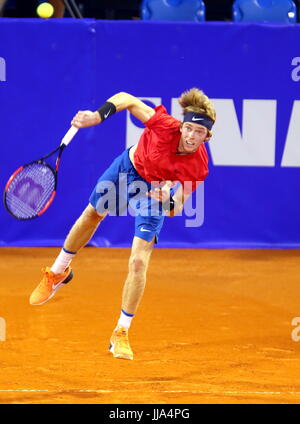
[1,19,300,248]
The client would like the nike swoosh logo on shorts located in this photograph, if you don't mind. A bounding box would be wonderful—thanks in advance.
[104,110,111,119]
[192,117,204,121]
[140,227,151,232]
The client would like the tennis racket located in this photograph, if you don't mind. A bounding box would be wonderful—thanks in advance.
[3,126,78,220]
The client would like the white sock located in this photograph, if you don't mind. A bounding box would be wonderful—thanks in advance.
[50,248,76,274]
[117,309,135,329]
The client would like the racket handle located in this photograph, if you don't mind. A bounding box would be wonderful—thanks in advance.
[60,126,78,147]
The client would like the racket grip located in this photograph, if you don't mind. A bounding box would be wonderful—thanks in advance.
[61,126,79,147]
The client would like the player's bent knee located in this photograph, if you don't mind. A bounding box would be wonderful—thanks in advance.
[83,204,106,224]
[129,255,147,274]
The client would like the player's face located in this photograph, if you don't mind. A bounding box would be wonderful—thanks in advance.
[179,122,209,153]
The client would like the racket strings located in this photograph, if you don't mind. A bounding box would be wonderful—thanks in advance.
[5,163,56,219]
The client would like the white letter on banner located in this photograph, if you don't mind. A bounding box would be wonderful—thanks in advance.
[126,97,161,149]
[171,98,183,121]
[208,99,276,166]
[0,57,6,82]
[281,101,300,167]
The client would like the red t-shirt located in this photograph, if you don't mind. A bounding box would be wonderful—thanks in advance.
[133,105,209,194]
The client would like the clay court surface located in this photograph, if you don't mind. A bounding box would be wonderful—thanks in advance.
[0,247,300,404]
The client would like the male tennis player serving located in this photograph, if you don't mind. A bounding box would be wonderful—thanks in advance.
[29,88,216,360]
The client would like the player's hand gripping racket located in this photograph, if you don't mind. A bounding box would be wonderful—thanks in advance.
[3,126,78,220]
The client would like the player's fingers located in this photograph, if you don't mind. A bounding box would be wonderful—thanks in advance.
[75,111,91,120]
[146,191,158,200]
[147,189,163,202]
[164,180,174,188]
[161,193,170,203]
[71,112,81,122]
[146,191,154,200]
[71,122,81,128]
[73,112,89,122]
[71,116,85,128]
[154,188,162,201]
[147,190,155,197]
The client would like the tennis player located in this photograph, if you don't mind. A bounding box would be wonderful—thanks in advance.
[29,88,216,360]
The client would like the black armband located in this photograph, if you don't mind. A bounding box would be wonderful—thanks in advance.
[162,196,175,212]
[97,101,117,122]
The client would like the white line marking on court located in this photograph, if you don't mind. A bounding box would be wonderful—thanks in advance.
[0,389,300,396]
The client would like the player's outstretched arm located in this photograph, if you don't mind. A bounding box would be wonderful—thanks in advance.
[106,92,155,123]
[71,92,155,129]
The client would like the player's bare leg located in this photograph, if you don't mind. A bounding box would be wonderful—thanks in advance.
[122,236,155,314]
[109,236,154,360]
[64,204,107,253]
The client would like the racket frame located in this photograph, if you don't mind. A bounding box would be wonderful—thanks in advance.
[3,145,66,220]
[3,126,78,220]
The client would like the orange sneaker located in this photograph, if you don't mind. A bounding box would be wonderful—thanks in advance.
[109,326,133,360]
[29,266,73,306]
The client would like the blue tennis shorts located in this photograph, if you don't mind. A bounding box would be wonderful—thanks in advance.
[89,148,165,244]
